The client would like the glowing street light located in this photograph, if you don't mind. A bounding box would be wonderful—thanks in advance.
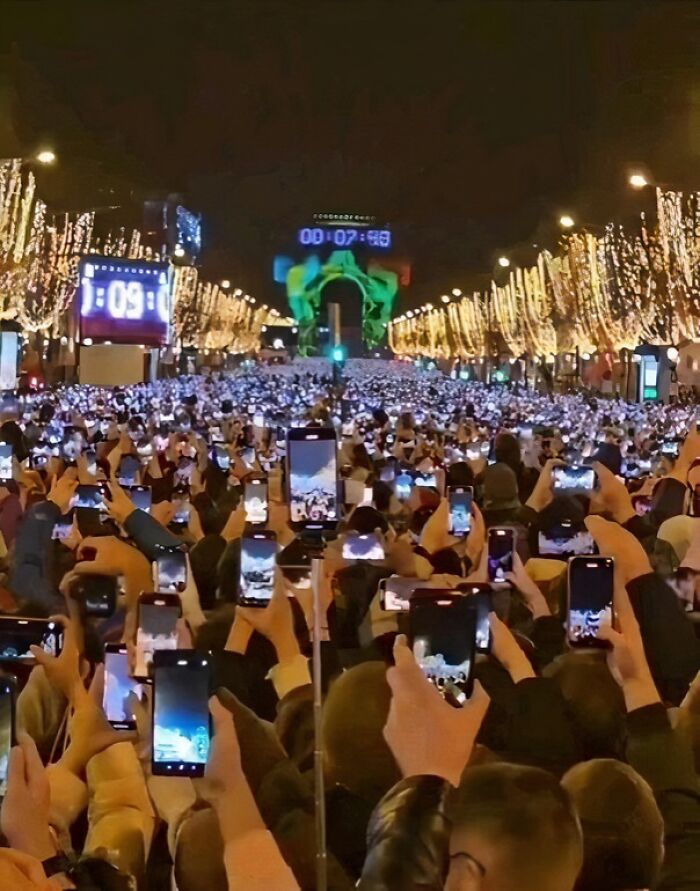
[220,279,231,289]
[497,256,510,268]
[35,149,56,165]
[451,288,462,297]
[559,214,575,229]
[629,172,649,190]
[441,294,451,304]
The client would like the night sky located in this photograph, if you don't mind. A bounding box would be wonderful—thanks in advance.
[2,0,700,312]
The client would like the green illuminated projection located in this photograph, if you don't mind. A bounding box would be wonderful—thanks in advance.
[285,250,397,355]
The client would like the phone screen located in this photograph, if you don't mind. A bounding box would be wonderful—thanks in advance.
[0,677,14,796]
[409,595,476,697]
[0,619,62,661]
[244,480,268,525]
[172,493,190,525]
[74,575,117,618]
[104,647,142,730]
[155,551,188,594]
[135,600,180,679]
[75,484,103,510]
[567,557,614,648]
[342,532,385,560]
[381,576,423,612]
[287,434,338,525]
[553,465,595,495]
[240,534,277,606]
[460,585,492,653]
[488,528,515,583]
[538,520,595,557]
[152,651,211,776]
[52,509,75,541]
[0,444,12,480]
[449,487,473,536]
[125,486,152,514]
[118,455,140,485]
[395,471,413,502]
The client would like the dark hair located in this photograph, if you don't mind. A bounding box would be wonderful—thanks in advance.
[450,764,582,891]
[372,480,393,512]
[562,759,664,891]
[446,461,475,489]
[347,505,388,535]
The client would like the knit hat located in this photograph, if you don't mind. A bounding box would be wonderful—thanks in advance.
[483,463,521,511]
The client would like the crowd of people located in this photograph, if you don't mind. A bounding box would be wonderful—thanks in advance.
[0,357,697,890]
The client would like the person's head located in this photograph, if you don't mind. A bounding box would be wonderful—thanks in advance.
[561,759,664,891]
[446,764,582,891]
[494,433,521,473]
[482,464,520,513]
[446,461,476,490]
[545,654,626,759]
[322,662,400,803]
[346,505,388,535]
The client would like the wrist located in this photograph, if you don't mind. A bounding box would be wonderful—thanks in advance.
[623,676,660,712]
[11,829,57,862]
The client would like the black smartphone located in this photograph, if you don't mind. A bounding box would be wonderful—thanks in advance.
[71,575,118,618]
[448,486,473,536]
[0,674,16,796]
[124,485,152,514]
[661,439,680,457]
[459,584,492,653]
[213,445,231,471]
[394,470,413,502]
[103,644,142,730]
[409,592,476,702]
[52,509,75,541]
[239,531,277,607]
[552,465,596,495]
[152,650,211,777]
[74,484,103,510]
[342,532,385,560]
[487,527,515,583]
[0,444,12,482]
[244,478,268,526]
[171,489,190,527]
[154,549,188,594]
[287,427,338,530]
[118,455,141,485]
[135,593,181,681]
[567,556,614,648]
[0,618,62,662]
[538,519,596,557]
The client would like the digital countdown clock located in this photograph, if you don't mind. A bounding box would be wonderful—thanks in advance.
[297,227,392,249]
[79,257,171,346]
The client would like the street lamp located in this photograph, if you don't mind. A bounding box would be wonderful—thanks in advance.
[220,279,231,289]
[497,256,510,268]
[559,214,575,229]
[628,172,649,190]
[35,149,57,165]
[441,294,450,304]
[451,288,462,297]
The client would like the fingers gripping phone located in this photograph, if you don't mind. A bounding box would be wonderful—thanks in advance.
[244,478,268,526]
[135,593,181,681]
[409,592,477,703]
[239,531,277,607]
[152,650,211,777]
[567,556,614,648]
[488,527,515,583]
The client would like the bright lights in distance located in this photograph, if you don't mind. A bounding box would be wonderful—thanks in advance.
[451,288,462,297]
[35,149,56,165]
[497,256,510,268]
[441,294,450,304]
[629,173,649,190]
[173,245,185,258]
[559,214,575,229]
[220,279,230,289]
[666,346,679,362]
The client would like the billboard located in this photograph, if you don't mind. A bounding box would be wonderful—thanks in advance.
[79,257,171,346]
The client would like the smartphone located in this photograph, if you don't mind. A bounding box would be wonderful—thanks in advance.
[117,455,141,485]
[213,445,231,471]
[448,486,473,536]
[0,675,16,796]
[567,556,614,649]
[239,447,257,470]
[152,650,211,777]
[52,509,75,541]
[661,440,680,457]
[0,618,62,661]
[287,427,338,529]
[379,464,396,483]
[135,593,181,681]
[360,485,374,507]
[71,575,118,618]
[342,532,385,561]
[409,592,476,701]
[379,576,423,612]
[538,520,596,557]
[239,531,277,607]
[459,584,492,653]
[125,485,152,514]
[395,471,413,502]
[74,484,103,510]
[244,479,268,526]
[85,448,97,477]
[172,491,190,526]
[103,645,142,730]
[488,527,515,583]
[552,465,595,495]
[154,549,188,594]
[0,444,12,482]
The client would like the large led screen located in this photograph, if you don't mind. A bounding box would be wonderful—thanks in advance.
[80,257,171,346]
